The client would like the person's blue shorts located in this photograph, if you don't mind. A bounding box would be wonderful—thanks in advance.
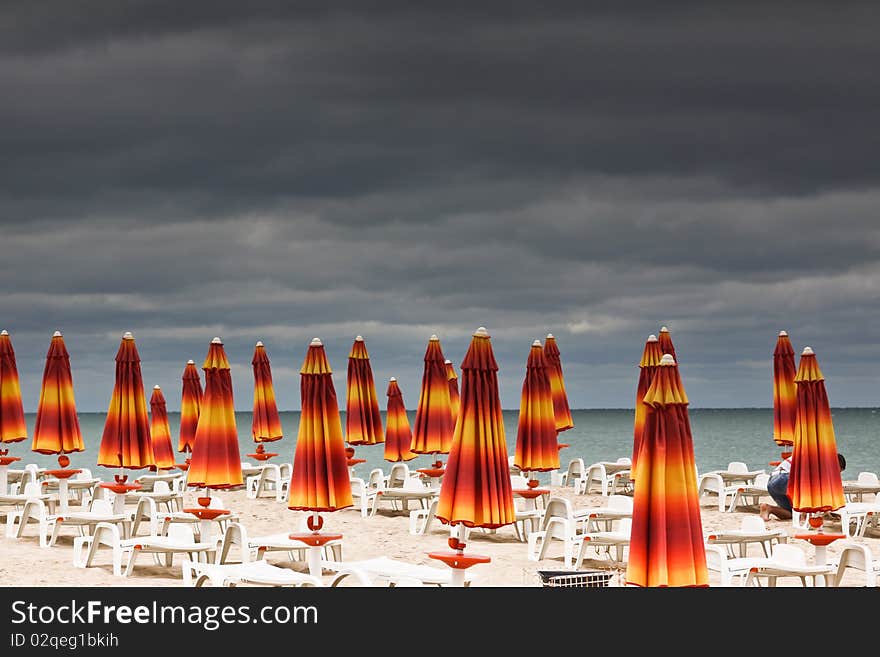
[767,472,792,512]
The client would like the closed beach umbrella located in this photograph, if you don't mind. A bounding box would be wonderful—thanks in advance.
[149,385,176,470]
[543,333,574,433]
[384,377,416,463]
[0,330,27,445]
[252,341,283,444]
[97,332,155,473]
[345,336,383,447]
[658,326,677,363]
[436,327,515,530]
[411,335,455,460]
[626,354,707,587]
[772,330,797,448]
[631,334,663,480]
[288,338,353,512]
[445,359,460,423]
[513,340,559,478]
[178,360,203,454]
[788,347,845,515]
[187,337,242,490]
[32,331,85,457]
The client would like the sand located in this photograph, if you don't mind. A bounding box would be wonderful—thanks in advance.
[1,470,877,587]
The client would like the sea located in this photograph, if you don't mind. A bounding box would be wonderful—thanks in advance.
[8,408,879,483]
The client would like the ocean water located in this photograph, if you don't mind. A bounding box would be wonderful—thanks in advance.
[8,408,879,482]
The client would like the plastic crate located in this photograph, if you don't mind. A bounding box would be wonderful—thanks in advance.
[537,570,614,588]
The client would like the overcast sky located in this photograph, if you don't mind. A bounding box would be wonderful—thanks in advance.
[2,2,879,411]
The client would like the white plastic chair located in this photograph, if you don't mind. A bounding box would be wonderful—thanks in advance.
[581,458,632,496]
[705,514,786,558]
[832,541,880,587]
[744,543,836,587]
[527,497,591,568]
[559,458,586,491]
[350,468,383,518]
[726,472,770,513]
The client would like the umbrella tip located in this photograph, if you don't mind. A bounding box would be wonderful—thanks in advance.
[187,359,195,364]
[310,337,322,346]
[802,346,814,356]
[647,334,658,342]
[532,339,542,346]
[355,335,363,341]
[474,326,489,337]
[779,330,788,337]
[153,384,161,390]
[389,376,397,382]
[660,325,669,332]
[660,353,676,366]
[0,330,6,336]
[546,333,554,339]
[444,359,452,364]
[255,340,263,347]
[429,334,439,341]
[53,330,62,337]
[211,336,222,344]
[123,331,134,340]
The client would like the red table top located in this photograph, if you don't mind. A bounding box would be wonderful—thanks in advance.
[288,532,343,547]
[512,488,550,499]
[427,550,491,569]
[794,532,846,547]
[248,452,278,461]
[346,458,366,467]
[99,482,142,493]
[182,508,231,521]
[45,469,83,479]
[0,456,22,466]
[417,468,446,478]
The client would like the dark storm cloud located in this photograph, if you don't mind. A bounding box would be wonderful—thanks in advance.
[1,3,879,411]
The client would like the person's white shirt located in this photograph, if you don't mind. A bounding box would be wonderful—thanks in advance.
[771,457,791,476]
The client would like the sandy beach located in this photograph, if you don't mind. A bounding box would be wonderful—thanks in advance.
[1,475,876,588]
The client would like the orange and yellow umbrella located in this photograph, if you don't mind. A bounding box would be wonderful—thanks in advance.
[514,340,559,477]
[31,331,85,457]
[772,330,797,448]
[658,325,677,363]
[626,354,707,587]
[186,337,243,490]
[788,347,845,514]
[445,359,460,424]
[631,334,663,480]
[436,327,515,530]
[411,335,455,459]
[178,360,202,454]
[0,330,27,446]
[97,332,155,472]
[345,336,383,447]
[149,385,177,470]
[384,377,416,463]
[288,338,352,512]
[543,333,574,433]
[252,341,283,444]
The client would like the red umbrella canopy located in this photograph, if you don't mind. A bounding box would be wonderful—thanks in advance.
[626,354,707,588]
[98,332,155,470]
[411,335,455,456]
[543,333,574,433]
[186,338,242,489]
[0,330,27,444]
[772,331,797,448]
[436,327,515,530]
[658,326,677,363]
[178,360,203,453]
[384,377,416,463]
[32,332,85,456]
[514,340,559,474]
[445,359,460,424]
[288,338,353,512]
[631,334,663,480]
[788,347,845,514]
[252,341,283,443]
[149,385,176,470]
[345,336,384,446]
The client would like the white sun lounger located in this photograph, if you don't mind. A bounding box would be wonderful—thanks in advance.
[323,556,478,587]
[181,559,323,587]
